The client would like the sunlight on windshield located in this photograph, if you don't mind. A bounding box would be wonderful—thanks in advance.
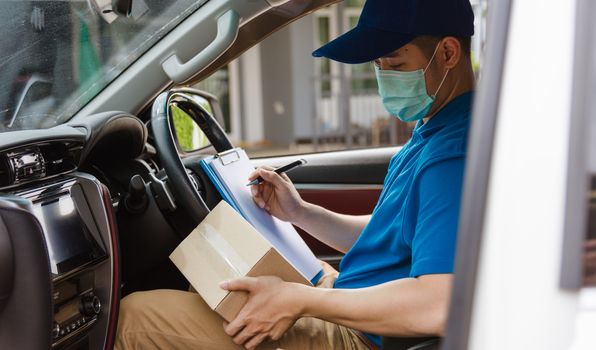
[0,0,208,132]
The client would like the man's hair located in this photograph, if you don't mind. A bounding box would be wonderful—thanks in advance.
[410,36,472,59]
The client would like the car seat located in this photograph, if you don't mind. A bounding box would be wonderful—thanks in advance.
[0,199,52,350]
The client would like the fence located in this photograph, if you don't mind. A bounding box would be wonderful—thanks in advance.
[311,72,415,151]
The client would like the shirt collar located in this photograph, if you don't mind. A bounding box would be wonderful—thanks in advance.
[414,91,474,138]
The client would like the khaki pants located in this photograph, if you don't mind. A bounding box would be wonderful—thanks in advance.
[115,289,373,350]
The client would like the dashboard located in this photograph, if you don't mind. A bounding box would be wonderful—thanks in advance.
[0,142,82,189]
[0,112,149,350]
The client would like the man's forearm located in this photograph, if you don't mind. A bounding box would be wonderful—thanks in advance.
[293,202,370,253]
[296,274,452,337]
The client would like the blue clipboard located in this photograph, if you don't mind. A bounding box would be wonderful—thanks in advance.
[199,148,323,285]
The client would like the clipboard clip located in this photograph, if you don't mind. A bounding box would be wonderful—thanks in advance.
[215,148,241,166]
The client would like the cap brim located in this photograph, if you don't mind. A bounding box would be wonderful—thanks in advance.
[312,25,415,64]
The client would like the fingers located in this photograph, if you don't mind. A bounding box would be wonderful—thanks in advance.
[315,274,337,288]
[244,333,269,350]
[280,172,291,183]
[256,168,287,188]
[250,183,260,197]
[232,326,257,347]
[248,166,275,181]
[319,259,332,271]
[250,168,280,210]
[224,317,246,339]
[220,277,257,292]
[251,184,273,210]
[261,185,273,210]
[315,279,332,289]
[251,185,267,209]
[248,171,259,182]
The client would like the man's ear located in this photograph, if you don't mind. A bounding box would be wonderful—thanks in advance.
[440,37,461,69]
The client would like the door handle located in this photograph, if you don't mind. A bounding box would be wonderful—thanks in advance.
[162,9,240,83]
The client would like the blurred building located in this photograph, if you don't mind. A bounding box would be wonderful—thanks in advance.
[195,0,488,157]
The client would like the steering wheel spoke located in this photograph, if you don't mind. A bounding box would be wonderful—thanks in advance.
[151,89,234,224]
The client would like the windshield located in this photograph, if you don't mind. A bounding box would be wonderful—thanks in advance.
[0,0,207,132]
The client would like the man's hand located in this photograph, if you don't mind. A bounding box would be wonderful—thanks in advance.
[249,167,370,254]
[316,260,339,289]
[249,167,305,223]
[220,276,306,350]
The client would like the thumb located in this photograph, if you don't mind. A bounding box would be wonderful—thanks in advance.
[219,277,256,292]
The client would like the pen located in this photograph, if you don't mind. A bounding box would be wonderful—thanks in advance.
[246,159,307,186]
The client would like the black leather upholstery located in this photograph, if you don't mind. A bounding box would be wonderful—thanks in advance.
[382,336,441,350]
[70,111,147,165]
[0,212,13,314]
[0,201,52,350]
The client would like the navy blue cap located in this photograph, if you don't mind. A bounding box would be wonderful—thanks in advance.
[313,0,475,64]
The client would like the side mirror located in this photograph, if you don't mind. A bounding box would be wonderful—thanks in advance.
[168,88,228,153]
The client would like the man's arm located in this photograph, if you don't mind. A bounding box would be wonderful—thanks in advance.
[249,168,370,253]
[221,274,452,349]
[301,274,451,336]
[294,203,370,253]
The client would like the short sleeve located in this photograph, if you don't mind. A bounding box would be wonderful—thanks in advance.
[410,158,465,277]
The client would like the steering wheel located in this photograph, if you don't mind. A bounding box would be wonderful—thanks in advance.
[151,88,233,224]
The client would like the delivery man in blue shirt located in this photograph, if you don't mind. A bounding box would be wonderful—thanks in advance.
[115,0,476,349]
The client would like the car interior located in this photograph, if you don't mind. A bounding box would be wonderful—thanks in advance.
[0,1,407,349]
[0,0,593,349]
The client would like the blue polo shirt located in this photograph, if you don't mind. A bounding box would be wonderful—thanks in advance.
[334,92,473,346]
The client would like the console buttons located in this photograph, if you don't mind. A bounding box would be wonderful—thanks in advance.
[52,324,60,339]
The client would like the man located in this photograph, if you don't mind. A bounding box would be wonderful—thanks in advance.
[116,0,476,349]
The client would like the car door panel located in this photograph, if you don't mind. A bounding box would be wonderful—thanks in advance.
[295,186,382,267]
[252,147,398,184]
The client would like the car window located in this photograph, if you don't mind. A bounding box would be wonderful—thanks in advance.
[0,0,208,132]
[193,1,488,158]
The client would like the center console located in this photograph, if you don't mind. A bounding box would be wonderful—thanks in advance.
[11,175,118,350]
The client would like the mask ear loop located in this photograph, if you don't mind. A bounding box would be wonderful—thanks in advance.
[431,68,450,99]
[423,42,442,74]
[423,41,450,99]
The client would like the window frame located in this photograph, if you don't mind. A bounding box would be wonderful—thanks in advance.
[442,0,513,349]
[558,0,594,290]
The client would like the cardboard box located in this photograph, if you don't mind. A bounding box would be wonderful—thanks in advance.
[170,201,311,322]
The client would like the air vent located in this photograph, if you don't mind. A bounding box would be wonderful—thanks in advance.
[0,154,12,187]
[0,140,83,189]
[39,142,77,177]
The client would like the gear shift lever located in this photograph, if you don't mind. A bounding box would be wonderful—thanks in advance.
[124,175,148,214]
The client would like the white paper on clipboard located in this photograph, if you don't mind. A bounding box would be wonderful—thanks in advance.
[208,148,322,282]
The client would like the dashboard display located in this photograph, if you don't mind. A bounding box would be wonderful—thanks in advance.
[32,195,106,276]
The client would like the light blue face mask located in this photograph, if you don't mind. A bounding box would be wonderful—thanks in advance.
[375,44,449,122]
